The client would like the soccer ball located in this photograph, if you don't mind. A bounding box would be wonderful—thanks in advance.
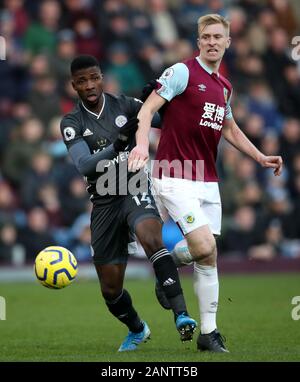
[34,246,78,289]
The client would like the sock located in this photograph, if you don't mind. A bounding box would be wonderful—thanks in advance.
[194,263,219,334]
[150,248,187,315]
[105,289,144,333]
[171,239,194,267]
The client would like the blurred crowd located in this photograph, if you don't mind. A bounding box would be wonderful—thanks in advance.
[0,0,300,266]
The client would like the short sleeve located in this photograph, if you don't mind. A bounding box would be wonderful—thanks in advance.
[60,114,83,149]
[156,63,189,102]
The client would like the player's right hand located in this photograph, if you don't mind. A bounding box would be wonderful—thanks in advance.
[128,144,149,172]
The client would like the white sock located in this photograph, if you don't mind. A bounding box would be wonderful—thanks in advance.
[171,239,193,267]
[194,263,219,334]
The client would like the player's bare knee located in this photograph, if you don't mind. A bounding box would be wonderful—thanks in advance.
[138,234,163,257]
[101,286,122,302]
[190,239,216,263]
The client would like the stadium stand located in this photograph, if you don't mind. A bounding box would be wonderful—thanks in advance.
[0,0,299,268]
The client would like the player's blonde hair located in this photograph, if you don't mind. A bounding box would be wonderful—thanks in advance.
[198,14,230,37]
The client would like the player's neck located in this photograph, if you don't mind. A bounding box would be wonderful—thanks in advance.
[198,55,221,74]
[82,93,104,115]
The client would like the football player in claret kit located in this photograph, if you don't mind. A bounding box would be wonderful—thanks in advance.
[129,14,283,352]
[60,55,197,352]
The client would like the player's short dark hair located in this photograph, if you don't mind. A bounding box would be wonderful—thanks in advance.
[70,55,100,75]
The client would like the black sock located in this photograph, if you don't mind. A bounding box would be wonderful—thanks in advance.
[105,289,144,333]
[150,248,187,315]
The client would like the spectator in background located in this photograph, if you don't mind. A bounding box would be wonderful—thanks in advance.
[280,63,300,118]
[18,207,57,262]
[247,81,283,133]
[105,12,132,50]
[106,43,145,96]
[45,115,68,159]
[242,113,264,148]
[61,176,89,226]
[71,220,92,262]
[29,74,61,128]
[0,181,19,225]
[279,118,300,172]
[268,0,299,38]
[72,14,103,61]
[48,29,77,89]
[37,182,64,227]
[0,223,25,266]
[127,0,154,45]
[2,117,44,186]
[136,39,164,80]
[24,0,61,57]
[148,0,179,50]
[3,0,29,38]
[221,205,259,256]
[20,151,56,209]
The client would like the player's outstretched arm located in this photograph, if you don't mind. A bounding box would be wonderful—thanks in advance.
[67,118,139,177]
[128,92,166,172]
[222,117,283,176]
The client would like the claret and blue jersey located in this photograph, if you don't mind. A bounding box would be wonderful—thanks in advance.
[153,57,233,182]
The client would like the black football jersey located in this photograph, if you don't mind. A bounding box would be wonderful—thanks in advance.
[60,93,144,206]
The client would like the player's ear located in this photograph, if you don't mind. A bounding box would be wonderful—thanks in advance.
[71,80,76,91]
[197,38,201,50]
[226,36,231,49]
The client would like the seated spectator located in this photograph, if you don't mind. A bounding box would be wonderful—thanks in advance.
[18,207,57,262]
[0,223,25,266]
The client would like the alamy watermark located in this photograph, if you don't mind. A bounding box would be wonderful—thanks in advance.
[0,296,6,320]
[95,158,205,196]
[291,36,300,61]
[291,296,300,321]
[0,36,6,60]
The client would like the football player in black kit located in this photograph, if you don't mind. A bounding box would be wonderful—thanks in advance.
[60,55,197,352]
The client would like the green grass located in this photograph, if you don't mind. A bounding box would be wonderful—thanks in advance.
[0,273,300,362]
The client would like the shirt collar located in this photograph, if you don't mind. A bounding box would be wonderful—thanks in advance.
[81,93,105,119]
[196,56,219,77]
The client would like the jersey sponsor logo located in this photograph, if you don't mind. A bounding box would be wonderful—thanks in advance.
[115,115,128,128]
[199,102,225,131]
[198,84,206,92]
[161,67,174,79]
[83,128,93,136]
[63,126,76,141]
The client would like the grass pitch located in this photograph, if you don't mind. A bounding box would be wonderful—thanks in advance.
[0,273,299,362]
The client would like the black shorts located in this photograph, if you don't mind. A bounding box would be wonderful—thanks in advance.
[90,192,162,265]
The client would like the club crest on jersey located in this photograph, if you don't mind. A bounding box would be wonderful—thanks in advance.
[184,213,195,224]
[115,115,128,128]
[223,88,228,103]
[63,127,75,141]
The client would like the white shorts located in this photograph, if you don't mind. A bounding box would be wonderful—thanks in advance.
[152,175,222,236]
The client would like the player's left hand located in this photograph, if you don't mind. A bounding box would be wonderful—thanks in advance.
[128,144,149,172]
[258,154,283,176]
